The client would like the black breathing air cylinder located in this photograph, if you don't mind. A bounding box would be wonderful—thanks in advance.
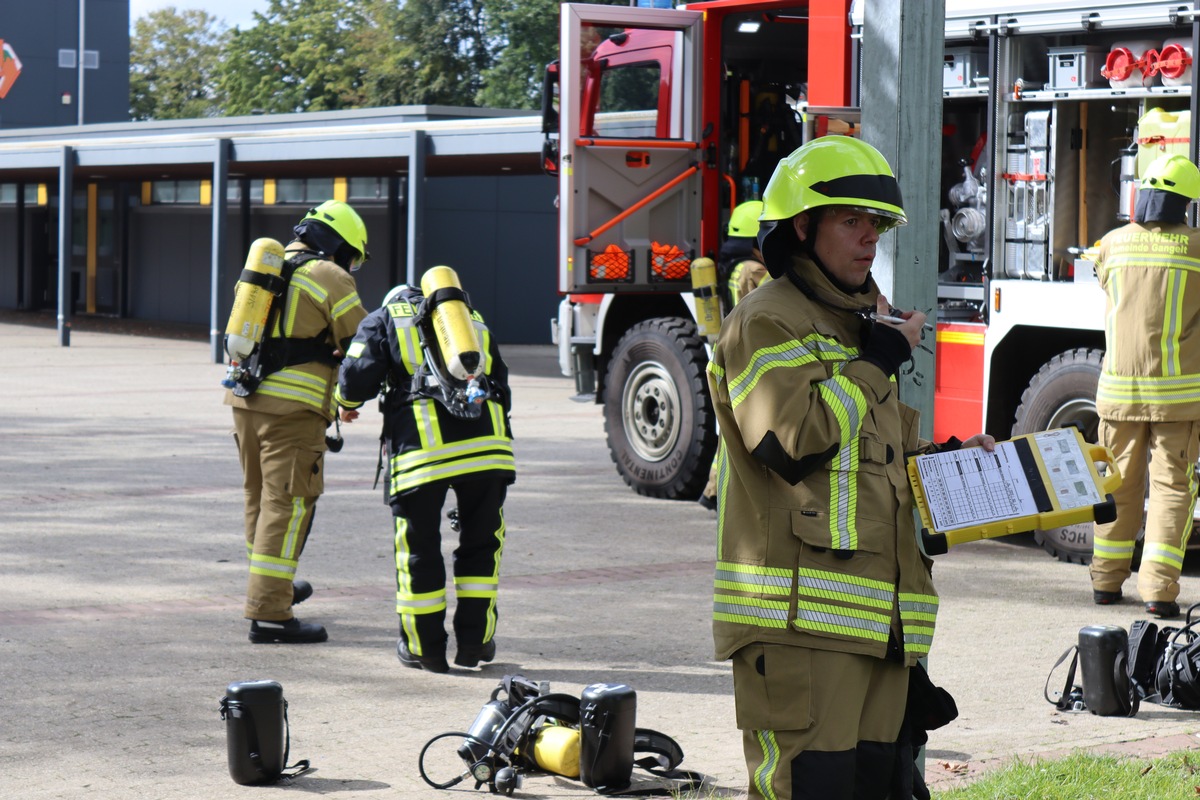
[579,683,637,791]
[1077,625,1131,716]
[458,695,515,765]
[220,679,288,785]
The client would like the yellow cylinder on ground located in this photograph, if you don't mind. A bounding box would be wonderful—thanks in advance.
[420,265,482,380]
[532,725,580,778]
[225,238,286,362]
[690,257,721,339]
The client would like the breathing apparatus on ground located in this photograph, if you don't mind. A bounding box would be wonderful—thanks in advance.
[418,675,703,797]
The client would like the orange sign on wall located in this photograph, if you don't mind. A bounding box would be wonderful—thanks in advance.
[0,39,23,100]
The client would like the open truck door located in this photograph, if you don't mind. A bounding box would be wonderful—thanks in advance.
[555,4,714,500]
[558,3,704,296]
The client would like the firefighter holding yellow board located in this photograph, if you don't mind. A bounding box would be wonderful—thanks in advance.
[1090,153,1200,621]
[335,267,515,673]
[707,137,993,799]
[224,199,370,644]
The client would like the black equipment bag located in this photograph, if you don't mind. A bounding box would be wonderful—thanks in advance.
[1044,626,1138,717]
[579,683,637,792]
[218,680,310,785]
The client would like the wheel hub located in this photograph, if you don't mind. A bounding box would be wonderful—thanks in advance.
[622,361,681,461]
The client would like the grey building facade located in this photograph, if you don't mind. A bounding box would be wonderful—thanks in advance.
[0,108,560,346]
[0,0,130,129]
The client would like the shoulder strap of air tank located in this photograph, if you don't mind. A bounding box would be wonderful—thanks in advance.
[1044,644,1082,711]
[413,286,471,326]
[591,729,705,796]
[278,700,312,779]
[237,268,287,296]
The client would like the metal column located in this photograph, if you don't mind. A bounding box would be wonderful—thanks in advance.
[860,1,946,439]
[57,146,74,346]
[404,130,426,284]
[210,138,230,363]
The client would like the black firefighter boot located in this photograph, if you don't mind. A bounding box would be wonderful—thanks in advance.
[249,617,328,644]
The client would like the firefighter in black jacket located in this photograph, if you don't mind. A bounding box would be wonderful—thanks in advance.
[336,275,515,673]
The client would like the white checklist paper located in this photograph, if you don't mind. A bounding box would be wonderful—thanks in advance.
[914,442,1038,532]
[913,429,1102,533]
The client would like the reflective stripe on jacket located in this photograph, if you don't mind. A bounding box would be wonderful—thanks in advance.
[1095,221,1200,420]
[335,295,515,502]
[728,258,769,307]
[225,242,366,421]
[707,254,936,667]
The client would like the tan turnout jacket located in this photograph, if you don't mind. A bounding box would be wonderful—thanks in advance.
[1095,221,1200,421]
[707,254,937,667]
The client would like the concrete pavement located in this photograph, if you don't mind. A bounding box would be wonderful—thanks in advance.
[1,318,1197,799]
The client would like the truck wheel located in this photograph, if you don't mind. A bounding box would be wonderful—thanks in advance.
[1011,348,1104,564]
[603,318,716,499]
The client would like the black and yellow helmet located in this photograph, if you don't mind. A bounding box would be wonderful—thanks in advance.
[298,200,370,268]
[757,137,906,278]
[760,136,906,231]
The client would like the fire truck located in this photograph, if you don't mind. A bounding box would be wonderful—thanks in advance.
[543,0,1200,563]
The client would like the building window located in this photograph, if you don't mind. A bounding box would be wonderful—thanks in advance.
[275,177,338,204]
[0,183,41,205]
[306,177,334,202]
[175,181,201,204]
[276,178,306,204]
[145,179,205,205]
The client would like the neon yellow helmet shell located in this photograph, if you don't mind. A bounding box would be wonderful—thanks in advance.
[728,200,765,237]
[759,136,907,231]
[302,200,369,261]
[1141,154,1200,199]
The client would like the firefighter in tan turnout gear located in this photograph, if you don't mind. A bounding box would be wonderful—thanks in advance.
[225,200,369,644]
[336,271,515,673]
[707,137,993,800]
[1091,153,1200,621]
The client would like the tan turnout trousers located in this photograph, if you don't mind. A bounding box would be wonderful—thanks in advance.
[732,643,907,799]
[1092,418,1199,603]
[232,407,326,620]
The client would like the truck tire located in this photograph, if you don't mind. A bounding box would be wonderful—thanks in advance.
[603,317,716,499]
[1011,348,1104,564]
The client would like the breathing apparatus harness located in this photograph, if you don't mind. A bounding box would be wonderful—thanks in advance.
[229,250,340,398]
[229,248,345,452]
[418,675,702,797]
[385,284,494,421]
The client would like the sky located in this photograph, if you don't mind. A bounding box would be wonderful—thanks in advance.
[129,0,270,31]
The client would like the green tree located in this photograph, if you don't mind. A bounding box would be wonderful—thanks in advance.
[474,0,560,109]
[129,7,228,120]
[218,0,375,115]
[374,0,493,107]
[474,0,629,110]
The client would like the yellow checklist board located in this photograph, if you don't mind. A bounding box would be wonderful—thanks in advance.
[908,427,1121,555]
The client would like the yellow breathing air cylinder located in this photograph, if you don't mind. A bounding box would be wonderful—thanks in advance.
[690,257,721,340]
[531,724,581,778]
[419,265,482,380]
[224,237,286,366]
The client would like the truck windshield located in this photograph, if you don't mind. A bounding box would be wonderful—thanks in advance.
[599,63,660,115]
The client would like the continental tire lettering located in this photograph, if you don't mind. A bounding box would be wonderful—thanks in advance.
[619,448,685,480]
